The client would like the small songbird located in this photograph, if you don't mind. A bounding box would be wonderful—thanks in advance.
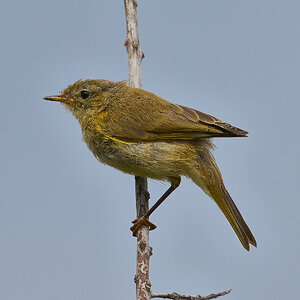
[44,79,256,251]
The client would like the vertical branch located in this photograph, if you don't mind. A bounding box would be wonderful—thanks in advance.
[124,0,144,88]
[124,1,151,300]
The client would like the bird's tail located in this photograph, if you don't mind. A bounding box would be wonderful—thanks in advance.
[214,184,256,250]
[188,149,257,251]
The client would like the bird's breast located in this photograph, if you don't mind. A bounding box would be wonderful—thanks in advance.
[82,127,198,181]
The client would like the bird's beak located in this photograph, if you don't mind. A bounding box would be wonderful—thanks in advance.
[43,95,76,104]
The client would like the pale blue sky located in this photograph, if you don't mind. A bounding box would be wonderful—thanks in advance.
[1,1,299,299]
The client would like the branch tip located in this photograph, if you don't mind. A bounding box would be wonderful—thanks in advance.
[151,289,231,300]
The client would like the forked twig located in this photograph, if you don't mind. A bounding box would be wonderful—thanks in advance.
[152,289,231,300]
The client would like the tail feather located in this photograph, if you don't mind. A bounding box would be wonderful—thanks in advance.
[189,147,257,250]
[212,185,256,250]
[207,184,256,251]
[220,186,257,248]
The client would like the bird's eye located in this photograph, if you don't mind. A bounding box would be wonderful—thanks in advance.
[80,90,90,99]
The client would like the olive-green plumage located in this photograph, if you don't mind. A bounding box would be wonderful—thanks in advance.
[44,79,256,251]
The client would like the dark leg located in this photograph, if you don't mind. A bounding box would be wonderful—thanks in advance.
[130,177,181,236]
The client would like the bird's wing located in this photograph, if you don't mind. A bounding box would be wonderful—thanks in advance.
[104,87,247,142]
[149,104,248,139]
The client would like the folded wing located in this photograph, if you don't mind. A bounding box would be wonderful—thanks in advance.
[104,87,247,142]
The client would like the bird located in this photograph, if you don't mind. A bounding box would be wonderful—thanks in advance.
[44,79,257,251]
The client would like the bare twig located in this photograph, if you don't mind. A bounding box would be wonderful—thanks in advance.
[124,2,231,300]
[124,1,151,300]
[124,0,144,88]
[151,290,231,300]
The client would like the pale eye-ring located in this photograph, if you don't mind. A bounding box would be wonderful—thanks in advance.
[80,90,90,99]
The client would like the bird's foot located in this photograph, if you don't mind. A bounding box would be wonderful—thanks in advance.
[130,216,157,237]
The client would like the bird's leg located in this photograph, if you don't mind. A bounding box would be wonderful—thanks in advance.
[130,177,181,237]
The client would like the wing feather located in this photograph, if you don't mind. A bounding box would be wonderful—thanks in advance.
[103,85,248,142]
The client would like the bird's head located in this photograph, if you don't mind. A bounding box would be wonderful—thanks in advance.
[43,79,122,120]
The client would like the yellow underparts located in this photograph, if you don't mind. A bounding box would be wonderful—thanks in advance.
[95,124,135,145]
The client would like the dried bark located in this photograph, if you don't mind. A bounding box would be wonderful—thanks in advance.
[124,2,231,300]
[124,1,151,300]
[152,290,231,300]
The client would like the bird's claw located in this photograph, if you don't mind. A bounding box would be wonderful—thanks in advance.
[130,216,157,237]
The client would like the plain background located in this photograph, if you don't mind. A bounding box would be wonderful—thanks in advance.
[1,1,299,299]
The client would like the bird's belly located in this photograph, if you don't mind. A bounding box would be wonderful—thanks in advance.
[90,139,196,181]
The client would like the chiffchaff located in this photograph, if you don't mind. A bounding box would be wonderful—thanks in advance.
[44,79,256,251]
